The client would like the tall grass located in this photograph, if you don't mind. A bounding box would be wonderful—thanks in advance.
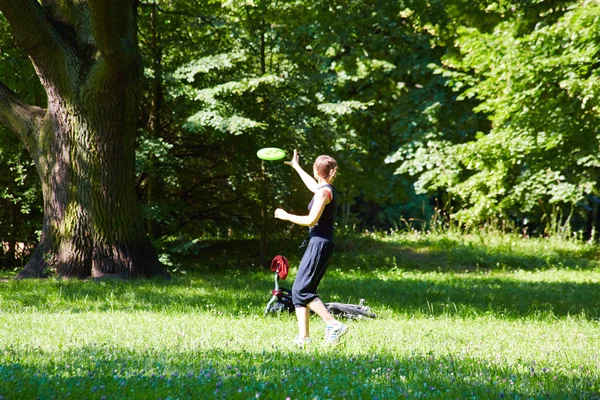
[1,231,599,399]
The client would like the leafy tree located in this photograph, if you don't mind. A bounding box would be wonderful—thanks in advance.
[0,15,43,267]
[0,0,168,278]
[137,0,491,242]
[135,1,275,251]
[175,0,458,234]
[389,0,599,234]
[0,135,41,266]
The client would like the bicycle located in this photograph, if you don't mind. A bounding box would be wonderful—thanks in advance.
[264,255,376,319]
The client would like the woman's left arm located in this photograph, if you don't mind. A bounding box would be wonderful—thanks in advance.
[274,189,329,227]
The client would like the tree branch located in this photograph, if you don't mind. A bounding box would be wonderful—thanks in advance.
[0,0,73,92]
[41,0,95,51]
[0,81,45,153]
[88,0,138,71]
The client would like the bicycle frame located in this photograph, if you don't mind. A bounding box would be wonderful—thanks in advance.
[264,268,376,319]
[264,270,294,315]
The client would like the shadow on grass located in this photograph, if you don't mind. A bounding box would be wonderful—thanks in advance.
[176,234,600,274]
[332,234,600,272]
[2,235,599,319]
[322,275,600,319]
[0,347,598,399]
[2,269,599,320]
[167,236,600,319]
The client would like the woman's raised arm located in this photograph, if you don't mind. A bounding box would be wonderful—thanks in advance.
[285,149,319,193]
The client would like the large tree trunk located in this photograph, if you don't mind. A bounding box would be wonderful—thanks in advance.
[20,63,165,279]
[0,0,169,279]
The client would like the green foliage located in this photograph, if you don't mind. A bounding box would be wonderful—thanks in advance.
[174,52,248,80]
[135,1,265,239]
[3,0,600,261]
[0,15,43,265]
[144,0,457,239]
[390,1,600,232]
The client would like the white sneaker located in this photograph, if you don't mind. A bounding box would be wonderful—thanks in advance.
[293,336,312,348]
[325,322,348,343]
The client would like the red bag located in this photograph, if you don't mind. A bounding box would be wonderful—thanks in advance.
[270,255,289,280]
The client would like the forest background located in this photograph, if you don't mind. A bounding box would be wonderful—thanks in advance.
[1,0,599,270]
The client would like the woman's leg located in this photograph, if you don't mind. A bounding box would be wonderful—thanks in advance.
[292,240,321,338]
[292,238,340,340]
[307,298,335,324]
[295,306,310,338]
[308,297,348,342]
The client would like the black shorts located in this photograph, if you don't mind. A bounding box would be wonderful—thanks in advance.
[292,236,335,307]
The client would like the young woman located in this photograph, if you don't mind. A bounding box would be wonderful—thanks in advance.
[274,149,348,346]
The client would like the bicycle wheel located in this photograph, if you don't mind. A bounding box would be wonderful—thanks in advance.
[325,302,377,319]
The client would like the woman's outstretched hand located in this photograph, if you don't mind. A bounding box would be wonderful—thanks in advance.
[284,149,300,169]
[274,208,289,221]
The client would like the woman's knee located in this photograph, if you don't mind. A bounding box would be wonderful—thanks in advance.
[291,286,304,305]
[292,286,315,306]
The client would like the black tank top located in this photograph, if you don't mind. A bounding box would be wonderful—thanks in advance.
[307,184,337,240]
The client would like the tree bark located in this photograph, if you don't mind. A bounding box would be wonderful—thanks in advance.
[0,0,169,279]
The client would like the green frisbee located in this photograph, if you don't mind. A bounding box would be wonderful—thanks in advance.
[257,147,286,161]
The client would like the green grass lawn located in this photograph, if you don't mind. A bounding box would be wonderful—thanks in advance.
[1,232,599,399]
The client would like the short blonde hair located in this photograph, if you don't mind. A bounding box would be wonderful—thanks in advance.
[313,155,338,183]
